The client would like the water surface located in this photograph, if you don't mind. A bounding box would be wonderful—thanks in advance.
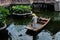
[7,11,60,40]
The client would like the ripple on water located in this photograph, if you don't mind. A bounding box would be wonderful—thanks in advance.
[53,32,60,40]
[37,30,52,40]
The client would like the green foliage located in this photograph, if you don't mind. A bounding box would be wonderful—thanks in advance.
[0,6,10,23]
[12,5,32,14]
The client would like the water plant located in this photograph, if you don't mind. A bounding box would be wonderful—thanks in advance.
[0,6,10,29]
[12,5,32,14]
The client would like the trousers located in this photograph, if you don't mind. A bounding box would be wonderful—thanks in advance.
[33,23,37,28]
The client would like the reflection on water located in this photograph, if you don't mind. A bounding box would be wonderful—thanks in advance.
[36,11,60,40]
[7,22,60,40]
[37,30,52,40]
[54,13,60,21]
[7,23,33,40]
[54,32,60,40]
[37,31,60,40]
[12,16,32,25]
[7,23,53,40]
[7,11,60,40]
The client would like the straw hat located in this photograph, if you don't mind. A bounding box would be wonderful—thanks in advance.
[32,13,36,16]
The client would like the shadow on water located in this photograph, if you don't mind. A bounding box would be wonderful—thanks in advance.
[44,19,60,35]
[8,15,32,25]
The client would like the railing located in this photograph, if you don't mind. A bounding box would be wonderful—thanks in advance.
[38,0,45,3]
[33,0,55,3]
[0,0,11,6]
[11,0,31,4]
[0,0,56,6]
[0,0,6,4]
[33,0,44,3]
[45,0,55,3]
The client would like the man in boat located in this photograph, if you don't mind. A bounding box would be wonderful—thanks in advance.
[32,13,38,28]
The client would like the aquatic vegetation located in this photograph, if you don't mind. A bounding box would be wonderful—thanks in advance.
[0,6,10,29]
[12,5,32,14]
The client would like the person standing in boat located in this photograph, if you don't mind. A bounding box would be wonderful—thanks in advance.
[32,13,38,28]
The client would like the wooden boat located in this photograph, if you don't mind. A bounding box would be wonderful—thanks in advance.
[26,17,51,32]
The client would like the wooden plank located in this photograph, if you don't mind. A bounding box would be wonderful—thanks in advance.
[26,17,51,32]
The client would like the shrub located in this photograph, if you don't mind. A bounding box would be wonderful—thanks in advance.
[12,5,32,14]
[0,6,10,23]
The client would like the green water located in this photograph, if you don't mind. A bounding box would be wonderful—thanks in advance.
[34,11,60,40]
[35,11,60,35]
[6,11,60,40]
[7,11,60,34]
